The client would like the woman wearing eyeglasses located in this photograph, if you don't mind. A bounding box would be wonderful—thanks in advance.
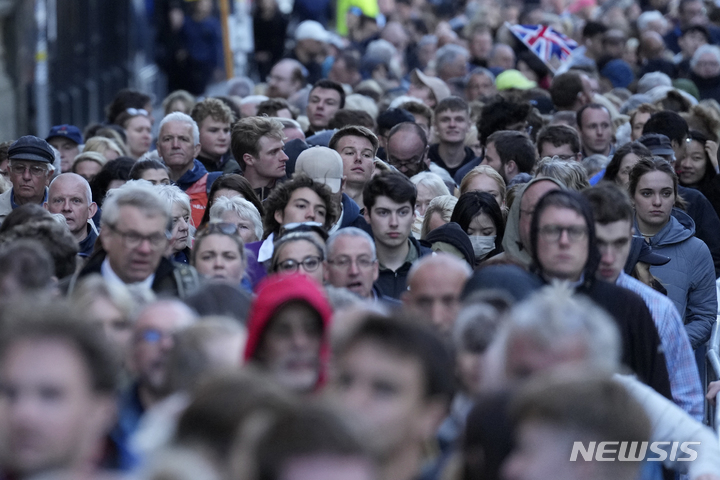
[270,232,326,285]
[629,157,716,350]
[191,223,247,289]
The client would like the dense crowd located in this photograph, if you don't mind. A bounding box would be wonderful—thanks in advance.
[4,0,720,479]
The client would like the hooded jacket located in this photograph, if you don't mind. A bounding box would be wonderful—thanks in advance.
[501,177,566,269]
[528,190,672,399]
[176,159,211,227]
[244,274,333,389]
[337,193,369,231]
[375,236,432,300]
[638,209,717,349]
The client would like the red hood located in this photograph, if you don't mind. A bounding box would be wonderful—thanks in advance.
[243,274,333,387]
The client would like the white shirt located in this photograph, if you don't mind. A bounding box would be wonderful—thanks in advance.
[101,258,155,294]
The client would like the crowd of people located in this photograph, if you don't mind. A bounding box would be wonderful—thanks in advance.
[4,0,720,479]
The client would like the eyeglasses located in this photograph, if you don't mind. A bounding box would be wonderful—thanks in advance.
[126,108,149,116]
[552,154,577,162]
[328,255,377,270]
[388,153,425,169]
[276,255,323,273]
[539,225,588,242]
[200,222,240,236]
[9,163,48,177]
[106,223,171,249]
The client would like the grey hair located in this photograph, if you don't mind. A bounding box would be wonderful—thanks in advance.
[410,171,451,198]
[534,157,589,191]
[468,67,495,82]
[239,95,269,105]
[506,282,621,373]
[49,172,93,205]
[209,195,263,242]
[159,112,200,145]
[637,71,672,94]
[436,44,470,73]
[580,154,610,178]
[637,10,667,33]
[138,149,163,162]
[691,44,720,70]
[278,118,303,131]
[101,180,170,227]
[326,227,376,260]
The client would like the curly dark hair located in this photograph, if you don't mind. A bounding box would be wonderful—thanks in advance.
[262,174,337,239]
[477,96,532,145]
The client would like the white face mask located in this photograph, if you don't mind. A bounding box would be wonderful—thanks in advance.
[469,235,496,260]
[411,212,424,239]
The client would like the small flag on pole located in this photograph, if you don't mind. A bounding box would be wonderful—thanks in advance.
[507,23,578,72]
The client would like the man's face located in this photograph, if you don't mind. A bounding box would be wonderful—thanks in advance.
[329,341,439,458]
[8,160,51,204]
[131,302,196,393]
[407,83,436,108]
[631,112,651,141]
[99,206,169,284]
[519,181,560,252]
[434,109,469,145]
[465,73,496,101]
[47,138,79,173]
[325,235,379,298]
[45,174,97,237]
[579,107,613,155]
[0,339,113,477]
[403,262,467,337]
[480,142,505,180]
[693,52,720,78]
[679,31,707,58]
[307,88,342,130]
[274,187,327,226]
[470,32,493,60]
[595,220,632,283]
[502,421,584,480]
[245,135,288,181]
[386,131,428,177]
[198,117,231,161]
[535,206,589,282]
[256,301,323,393]
[157,121,201,173]
[538,142,578,162]
[367,196,414,250]
[335,135,376,187]
[267,62,300,99]
[680,0,707,27]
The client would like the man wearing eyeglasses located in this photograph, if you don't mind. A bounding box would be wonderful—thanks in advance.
[68,182,200,298]
[0,135,55,226]
[536,124,581,162]
[325,227,384,301]
[529,189,673,399]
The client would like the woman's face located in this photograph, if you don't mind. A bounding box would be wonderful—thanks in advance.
[194,234,245,283]
[467,212,497,236]
[274,239,324,285]
[101,147,120,161]
[220,210,259,243]
[140,168,171,186]
[678,139,707,185]
[415,183,436,217]
[169,202,191,253]
[74,160,102,182]
[125,115,153,159]
[617,153,640,188]
[633,170,675,233]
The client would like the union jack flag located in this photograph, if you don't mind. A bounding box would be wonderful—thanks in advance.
[507,23,578,69]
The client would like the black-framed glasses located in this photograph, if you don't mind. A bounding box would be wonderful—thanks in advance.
[106,223,171,249]
[9,163,48,177]
[327,255,377,270]
[276,255,323,273]
[539,225,588,242]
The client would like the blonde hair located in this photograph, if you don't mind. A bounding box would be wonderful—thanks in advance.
[421,195,458,239]
[72,151,107,171]
[459,165,507,203]
[84,136,125,159]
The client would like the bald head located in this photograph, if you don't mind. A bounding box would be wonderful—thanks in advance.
[404,253,472,336]
[45,173,97,239]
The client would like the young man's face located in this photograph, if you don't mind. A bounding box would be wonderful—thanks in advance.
[329,340,439,458]
[198,116,231,161]
[0,339,113,477]
[480,142,505,180]
[538,142,578,162]
[631,112,651,141]
[246,135,288,181]
[306,87,342,130]
[47,138,79,173]
[434,109,469,145]
[579,107,613,156]
[595,219,633,283]
[335,135,375,187]
[535,206,589,282]
[274,187,328,226]
[367,196,414,250]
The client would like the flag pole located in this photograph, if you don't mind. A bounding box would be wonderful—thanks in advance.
[219,0,234,79]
